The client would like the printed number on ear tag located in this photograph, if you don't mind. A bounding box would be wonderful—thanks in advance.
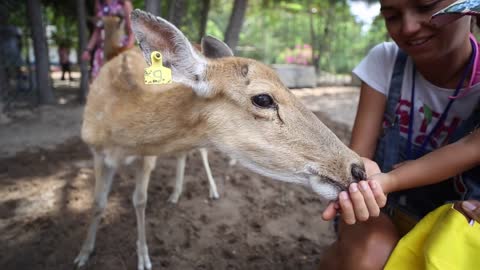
[144,51,172,84]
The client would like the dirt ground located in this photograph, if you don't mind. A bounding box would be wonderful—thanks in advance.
[0,78,359,270]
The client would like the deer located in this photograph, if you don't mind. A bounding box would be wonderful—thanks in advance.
[75,9,366,270]
[168,147,219,203]
[102,15,130,61]
[102,14,221,204]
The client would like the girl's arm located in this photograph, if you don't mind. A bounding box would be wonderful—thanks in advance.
[81,27,100,61]
[330,130,480,224]
[378,129,480,193]
[349,82,387,158]
[86,28,100,51]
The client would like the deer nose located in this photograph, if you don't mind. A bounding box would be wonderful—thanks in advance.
[351,163,366,182]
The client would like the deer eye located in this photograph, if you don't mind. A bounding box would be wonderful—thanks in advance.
[252,94,275,108]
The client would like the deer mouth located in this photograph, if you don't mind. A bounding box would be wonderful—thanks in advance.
[307,175,347,200]
[320,176,348,191]
[304,165,348,192]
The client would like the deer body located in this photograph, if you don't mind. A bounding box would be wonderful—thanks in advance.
[83,54,206,156]
[75,10,365,270]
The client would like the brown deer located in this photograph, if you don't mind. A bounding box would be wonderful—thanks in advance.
[75,10,366,270]
[102,15,131,61]
[102,14,220,204]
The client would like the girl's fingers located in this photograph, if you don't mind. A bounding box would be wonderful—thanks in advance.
[369,180,387,207]
[348,183,370,222]
[321,201,338,221]
[338,191,356,225]
[462,200,480,223]
[358,181,380,217]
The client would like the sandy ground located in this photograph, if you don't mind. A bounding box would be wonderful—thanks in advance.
[0,77,359,270]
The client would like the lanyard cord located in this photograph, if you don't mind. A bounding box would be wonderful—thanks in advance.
[407,38,477,160]
[407,68,416,160]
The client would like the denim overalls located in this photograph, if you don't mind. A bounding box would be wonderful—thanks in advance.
[375,51,480,232]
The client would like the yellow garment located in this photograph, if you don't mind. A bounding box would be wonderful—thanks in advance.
[385,204,480,270]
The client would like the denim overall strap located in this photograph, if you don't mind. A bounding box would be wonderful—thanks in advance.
[378,50,408,172]
[385,51,408,126]
[450,97,480,200]
[451,98,480,142]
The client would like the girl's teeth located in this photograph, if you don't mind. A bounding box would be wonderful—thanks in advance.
[410,39,427,45]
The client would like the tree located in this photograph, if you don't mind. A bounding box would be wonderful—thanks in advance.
[308,0,319,72]
[76,0,89,102]
[198,0,211,43]
[0,6,11,99]
[168,0,186,27]
[27,0,55,105]
[224,0,248,53]
[145,0,162,16]
[316,0,335,73]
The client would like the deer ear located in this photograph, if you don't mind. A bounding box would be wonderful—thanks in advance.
[201,35,234,58]
[131,9,211,96]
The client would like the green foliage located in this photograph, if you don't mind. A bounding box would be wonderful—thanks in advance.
[178,3,203,42]
[47,6,78,48]
[204,0,234,41]
[363,15,389,51]
[223,0,387,74]
[4,0,388,75]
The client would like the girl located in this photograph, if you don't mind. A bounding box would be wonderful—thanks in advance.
[320,1,480,269]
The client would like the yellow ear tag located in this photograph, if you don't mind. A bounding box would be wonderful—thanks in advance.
[144,51,172,84]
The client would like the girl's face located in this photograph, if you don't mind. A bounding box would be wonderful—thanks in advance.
[380,0,471,62]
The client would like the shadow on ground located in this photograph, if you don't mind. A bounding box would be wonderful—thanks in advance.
[0,111,348,270]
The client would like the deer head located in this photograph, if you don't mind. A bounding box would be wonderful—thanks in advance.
[129,10,365,200]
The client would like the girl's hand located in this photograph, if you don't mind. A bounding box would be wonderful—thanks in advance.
[362,157,381,177]
[455,200,480,224]
[322,157,387,223]
[334,180,387,224]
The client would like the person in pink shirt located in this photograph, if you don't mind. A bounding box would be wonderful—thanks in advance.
[81,0,134,80]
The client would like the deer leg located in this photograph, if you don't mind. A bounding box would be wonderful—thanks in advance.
[74,150,118,268]
[199,148,219,200]
[132,156,156,270]
[168,153,186,204]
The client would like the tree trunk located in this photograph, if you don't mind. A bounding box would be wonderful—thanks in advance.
[27,0,55,105]
[0,68,8,100]
[316,2,334,73]
[168,0,186,27]
[0,8,10,100]
[224,0,248,53]
[145,0,162,16]
[198,0,210,43]
[76,0,89,103]
[308,0,319,73]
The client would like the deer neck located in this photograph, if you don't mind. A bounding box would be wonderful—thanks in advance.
[103,17,125,61]
[83,82,213,157]
[131,87,213,155]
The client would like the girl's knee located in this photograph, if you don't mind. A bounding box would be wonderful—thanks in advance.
[338,217,399,269]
